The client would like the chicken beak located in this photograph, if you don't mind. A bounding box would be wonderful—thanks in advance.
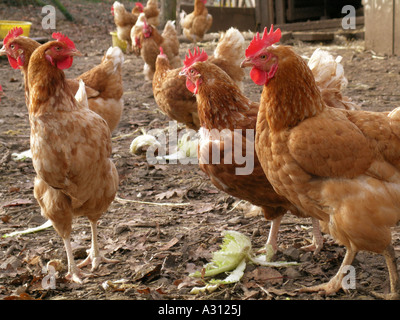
[69,48,83,57]
[0,45,7,56]
[178,68,187,77]
[240,57,253,68]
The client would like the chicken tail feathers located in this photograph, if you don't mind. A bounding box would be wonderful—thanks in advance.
[213,27,245,67]
[104,46,125,73]
[75,79,89,109]
[308,48,361,111]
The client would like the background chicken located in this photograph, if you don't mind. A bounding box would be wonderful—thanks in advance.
[180,0,213,43]
[112,1,139,53]
[133,0,160,27]
[132,14,180,80]
[0,27,124,132]
[27,33,119,284]
[152,27,245,130]
[242,26,400,299]
[308,48,360,111]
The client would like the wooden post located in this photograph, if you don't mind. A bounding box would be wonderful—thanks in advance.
[275,0,286,24]
[255,0,270,31]
[160,0,176,28]
[395,0,400,55]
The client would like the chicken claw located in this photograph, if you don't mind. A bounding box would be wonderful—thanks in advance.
[299,249,356,296]
[77,221,119,271]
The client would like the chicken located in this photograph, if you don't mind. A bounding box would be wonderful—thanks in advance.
[308,48,360,111]
[132,14,181,80]
[179,47,323,254]
[0,27,124,132]
[180,0,213,43]
[27,33,119,283]
[152,27,246,130]
[133,0,160,27]
[112,1,139,52]
[241,26,400,299]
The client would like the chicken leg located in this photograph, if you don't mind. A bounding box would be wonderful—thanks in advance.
[63,237,84,284]
[300,248,356,296]
[301,218,324,255]
[371,245,400,300]
[77,220,119,271]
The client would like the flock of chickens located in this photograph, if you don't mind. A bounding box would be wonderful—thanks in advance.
[0,0,400,300]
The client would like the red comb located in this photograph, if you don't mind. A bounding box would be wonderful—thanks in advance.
[135,2,144,10]
[52,32,76,49]
[3,27,23,45]
[183,47,208,68]
[159,47,164,55]
[245,25,281,57]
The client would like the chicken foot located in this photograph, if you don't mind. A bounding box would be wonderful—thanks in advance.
[299,248,356,296]
[77,220,119,271]
[63,237,84,284]
[371,245,400,300]
[300,218,324,255]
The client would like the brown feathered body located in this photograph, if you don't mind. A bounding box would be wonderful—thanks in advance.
[112,1,139,51]
[27,40,119,283]
[253,45,400,297]
[132,0,160,27]
[2,36,124,132]
[181,0,213,43]
[133,15,181,80]
[152,28,245,130]
[183,61,306,252]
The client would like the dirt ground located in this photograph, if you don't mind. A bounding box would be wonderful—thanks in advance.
[1,1,400,303]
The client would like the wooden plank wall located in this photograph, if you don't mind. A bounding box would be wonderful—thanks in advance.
[364,0,398,55]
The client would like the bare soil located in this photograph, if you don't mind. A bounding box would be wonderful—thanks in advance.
[1,0,400,302]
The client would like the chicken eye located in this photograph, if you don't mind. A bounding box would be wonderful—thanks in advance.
[190,69,195,75]
[54,47,61,51]
[260,55,267,60]
[10,44,15,50]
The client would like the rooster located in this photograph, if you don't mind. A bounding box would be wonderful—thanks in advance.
[152,27,245,130]
[27,33,119,284]
[242,25,400,299]
[0,27,124,132]
[180,0,213,43]
[132,13,181,80]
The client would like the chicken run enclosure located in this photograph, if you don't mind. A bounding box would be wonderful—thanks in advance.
[1,0,400,306]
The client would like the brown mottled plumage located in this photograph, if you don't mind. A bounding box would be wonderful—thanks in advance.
[182,59,314,252]
[27,39,119,284]
[152,28,246,130]
[180,0,213,43]
[244,32,400,298]
[0,34,123,132]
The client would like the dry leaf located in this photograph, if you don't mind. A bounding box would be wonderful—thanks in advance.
[187,203,214,215]
[160,237,180,251]
[2,198,33,207]
[155,189,185,200]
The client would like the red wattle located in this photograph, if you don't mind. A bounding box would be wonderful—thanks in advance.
[7,56,19,69]
[56,56,73,70]
[250,67,267,86]
[186,78,196,94]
